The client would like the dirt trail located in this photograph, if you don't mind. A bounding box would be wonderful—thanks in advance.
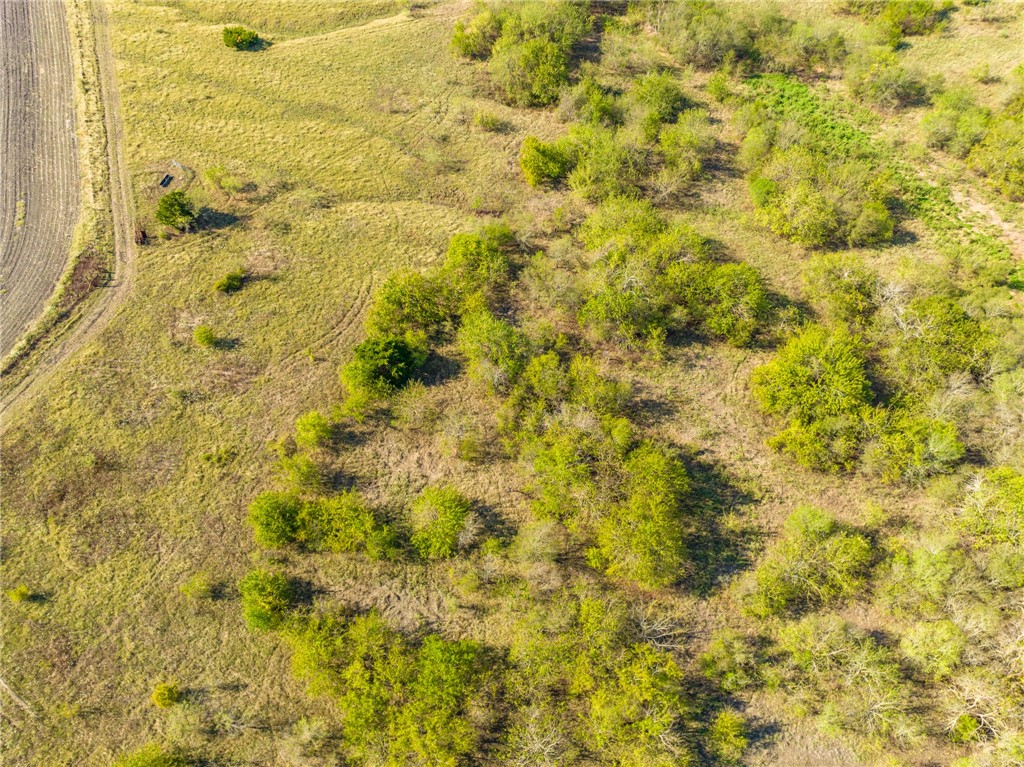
[0,0,80,357]
[952,189,1024,261]
[0,0,135,421]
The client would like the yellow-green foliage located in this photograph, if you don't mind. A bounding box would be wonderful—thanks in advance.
[410,485,473,560]
[301,492,394,558]
[150,682,182,708]
[752,324,871,468]
[294,410,332,449]
[284,611,486,766]
[746,506,872,617]
[778,615,918,744]
[112,744,187,767]
[239,569,292,632]
[956,467,1024,547]
[247,491,301,548]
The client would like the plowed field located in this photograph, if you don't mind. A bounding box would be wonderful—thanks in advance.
[0,0,79,357]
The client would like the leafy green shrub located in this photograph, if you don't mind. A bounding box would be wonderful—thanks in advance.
[490,37,570,107]
[594,443,690,588]
[365,269,454,340]
[289,611,485,765]
[709,709,749,766]
[878,540,989,619]
[500,353,630,440]
[112,744,187,767]
[899,619,965,680]
[340,335,427,399]
[6,585,31,603]
[505,596,696,765]
[519,135,575,188]
[777,615,917,744]
[748,146,895,247]
[840,0,952,42]
[295,410,332,450]
[279,452,323,492]
[179,572,214,600]
[223,26,259,50]
[204,164,244,195]
[300,491,394,558]
[558,75,622,126]
[845,47,929,110]
[585,643,694,763]
[658,109,715,187]
[248,491,301,548]
[443,232,511,297]
[664,261,772,346]
[156,190,198,231]
[451,6,502,58]
[578,195,667,250]
[745,506,872,617]
[861,412,964,484]
[456,308,530,392]
[214,268,245,294]
[410,485,473,560]
[472,109,509,132]
[239,569,292,632]
[884,295,992,390]
[527,418,624,525]
[804,253,878,327]
[956,467,1024,547]
[752,324,872,425]
[651,1,756,69]
[457,0,590,106]
[631,70,687,141]
[968,114,1024,200]
[700,630,762,692]
[150,682,181,708]
[922,88,991,159]
[192,325,217,348]
[566,124,646,201]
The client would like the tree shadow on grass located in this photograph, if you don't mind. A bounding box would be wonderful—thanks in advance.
[680,450,763,597]
[198,208,242,231]
[418,352,463,388]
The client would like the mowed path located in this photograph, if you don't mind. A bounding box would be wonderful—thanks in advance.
[0,0,79,357]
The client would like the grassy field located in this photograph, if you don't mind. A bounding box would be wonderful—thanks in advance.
[3,1,1023,765]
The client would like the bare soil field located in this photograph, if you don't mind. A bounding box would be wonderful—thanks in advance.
[0,0,80,357]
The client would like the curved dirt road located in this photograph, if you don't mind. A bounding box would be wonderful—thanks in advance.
[0,0,80,357]
[1,0,135,419]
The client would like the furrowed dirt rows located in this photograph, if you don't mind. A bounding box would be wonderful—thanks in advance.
[0,0,80,357]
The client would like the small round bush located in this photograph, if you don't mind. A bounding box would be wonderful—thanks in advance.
[7,585,31,603]
[295,410,332,449]
[215,268,245,294]
[519,136,574,188]
[179,572,214,600]
[113,743,187,767]
[247,491,302,548]
[223,26,259,50]
[150,682,182,708]
[489,37,569,107]
[193,325,216,348]
[341,335,426,398]
[365,269,453,340]
[410,485,472,560]
[708,709,749,765]
[239,569,292,632]
[155,190,198,231]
